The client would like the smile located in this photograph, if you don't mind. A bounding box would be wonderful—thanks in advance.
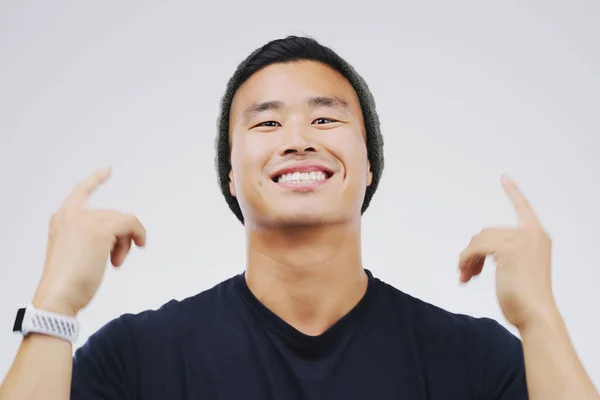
[276,171,329,184]
[270,165,334,190]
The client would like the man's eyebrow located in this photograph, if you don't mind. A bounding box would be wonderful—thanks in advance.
[242,96,350,120]
[307,96,350,110]
[243,100,284,119]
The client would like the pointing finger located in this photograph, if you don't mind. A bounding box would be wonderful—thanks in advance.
[501,174,539,228]
[63,167,112,210]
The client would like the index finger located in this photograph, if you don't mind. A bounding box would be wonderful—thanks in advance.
[501,174,539,227]
[63,166,112,209]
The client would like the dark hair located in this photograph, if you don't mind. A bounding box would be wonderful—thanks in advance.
[215,35,384,224]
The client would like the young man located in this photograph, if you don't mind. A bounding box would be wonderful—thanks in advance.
[1,36,597,399]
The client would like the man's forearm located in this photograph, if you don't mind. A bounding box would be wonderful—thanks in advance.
[520,307,599,399]
[0,334,73,400]
[0,298,75,400]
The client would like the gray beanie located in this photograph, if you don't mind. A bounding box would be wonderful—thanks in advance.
[215,36,384,224]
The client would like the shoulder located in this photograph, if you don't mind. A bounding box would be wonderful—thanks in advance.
[73,275,238,368]
[90,274,238,341]
[71,275,238,398]
[377,279,527,397]
[378,278,520,348]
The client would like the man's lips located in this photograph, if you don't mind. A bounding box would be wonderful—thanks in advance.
[275,178,329,191]
[270,163,334,182]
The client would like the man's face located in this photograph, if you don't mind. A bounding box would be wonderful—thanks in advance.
[228,60,372,228]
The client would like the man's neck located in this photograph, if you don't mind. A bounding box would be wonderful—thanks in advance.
[244,221,368,336]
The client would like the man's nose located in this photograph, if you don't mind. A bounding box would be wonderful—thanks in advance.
[277,124,319,156]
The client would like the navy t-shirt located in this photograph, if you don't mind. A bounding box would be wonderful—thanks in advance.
[71,270,528,399]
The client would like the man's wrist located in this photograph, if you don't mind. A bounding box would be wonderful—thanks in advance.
[517,303,563,336]
[31,290,78,317]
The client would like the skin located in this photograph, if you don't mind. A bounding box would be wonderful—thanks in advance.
[227,60,373,334]
[226,60,599,397]
[0,60,597,400]
[459,175,598,398]
[0,167,147,400]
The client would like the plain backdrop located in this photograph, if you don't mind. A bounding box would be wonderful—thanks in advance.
[1,0,598,387]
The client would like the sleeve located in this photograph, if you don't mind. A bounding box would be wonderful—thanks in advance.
[479,318,529,400]
[70,315,138,400]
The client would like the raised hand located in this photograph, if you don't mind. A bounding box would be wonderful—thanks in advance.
[32,167,147,317]
[458,175,555,329]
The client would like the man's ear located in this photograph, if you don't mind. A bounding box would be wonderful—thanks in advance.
[228,170,236,197]
[366,160,373,187]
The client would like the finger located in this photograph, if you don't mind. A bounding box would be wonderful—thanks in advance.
[459,255,486,283]
[459,253,488,283]
[106,213,147,248]
[459,228,512,269]
[470,256,485,276]
[90,210,147,248]
[111,236,132,267]
[459,248,492,273]
[501,174,539,228]
[463,255,486,275]
[64,166,112,209]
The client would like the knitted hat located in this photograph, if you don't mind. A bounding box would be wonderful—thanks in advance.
[215,36,384,224]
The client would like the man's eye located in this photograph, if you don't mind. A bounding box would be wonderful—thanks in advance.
[256,121,281,128]
[313,118,337,125]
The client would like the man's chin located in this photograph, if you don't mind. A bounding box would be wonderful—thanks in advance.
[269,209,341,228]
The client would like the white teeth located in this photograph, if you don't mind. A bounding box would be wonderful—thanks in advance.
[278,171,328,184]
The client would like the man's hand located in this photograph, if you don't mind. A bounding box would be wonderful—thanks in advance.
[33,167,147,317]
[0,167,148,400]
[458,174,555,330]
[458,175,600,399]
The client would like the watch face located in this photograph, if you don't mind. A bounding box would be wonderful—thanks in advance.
[12,308,26,332]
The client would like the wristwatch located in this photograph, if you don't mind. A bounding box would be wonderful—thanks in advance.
[12,304,80,343]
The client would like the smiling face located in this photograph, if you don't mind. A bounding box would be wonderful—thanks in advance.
[228,60,373,228]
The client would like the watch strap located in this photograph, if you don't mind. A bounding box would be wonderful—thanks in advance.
[13,304,80,343]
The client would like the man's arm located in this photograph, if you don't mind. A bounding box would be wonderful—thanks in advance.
[0,299,76,400]
[0,334,73,400]
[459,175,598,399]
[520,307,598,399]
[0,310,138,400]
[0,167,146,399]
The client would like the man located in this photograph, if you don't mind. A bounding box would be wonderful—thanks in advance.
[0,36,597,399]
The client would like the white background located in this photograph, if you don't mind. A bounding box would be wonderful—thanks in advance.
[1,0,599,388]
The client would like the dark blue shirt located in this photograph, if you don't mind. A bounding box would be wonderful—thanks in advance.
[71,270,528,399]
